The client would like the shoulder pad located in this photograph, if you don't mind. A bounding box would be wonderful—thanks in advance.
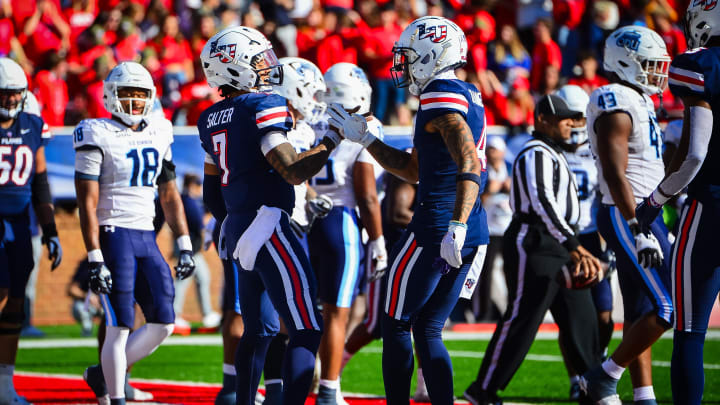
[669,50,707,98]
[589,84,639,116]
[73,119,110,150]
[420,80,469,115]
[22,113,51,142]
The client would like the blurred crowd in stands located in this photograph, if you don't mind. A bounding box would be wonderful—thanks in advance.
[0,0,690,131]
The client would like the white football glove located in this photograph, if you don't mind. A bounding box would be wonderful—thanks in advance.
[440,221,467,269]
[326,103,376,147]
[368,236,388,282]
[634,231,664,270]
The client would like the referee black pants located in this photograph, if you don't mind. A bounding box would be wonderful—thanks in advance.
[472,219,601,392]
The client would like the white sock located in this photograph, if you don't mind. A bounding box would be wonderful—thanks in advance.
[0,364,15,395]
[125,323,174,367]
[222,363,236,376]
[633,386,655,401]
[340,350,353,373]
[601,358,625,380]
[570,375,580,385]
[319,379,339,390]
[101,326,130,398]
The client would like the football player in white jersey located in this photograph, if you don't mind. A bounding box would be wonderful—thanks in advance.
[308,62,386,405]
[74,62,195,405]
[582,26,672,405]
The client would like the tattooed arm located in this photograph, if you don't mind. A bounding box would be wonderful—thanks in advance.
[265,137,336,185]
[427,112,481,224]
[366,143,419,184]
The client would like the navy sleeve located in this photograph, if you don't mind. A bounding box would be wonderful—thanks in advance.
[418,80,470,122]
[668,51,708,101]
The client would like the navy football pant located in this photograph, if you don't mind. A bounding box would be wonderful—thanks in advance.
[473,220,600,393]
[98,226,175,328]
[670,196,720,405]
[0,213,33,299]
[381,230,480,405]
[597,205,673,325]
[227,212,322,405]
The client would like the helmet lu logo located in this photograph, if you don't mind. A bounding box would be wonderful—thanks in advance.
[209,41,237,64]
[418,24,448,43]
[693,0,717,10]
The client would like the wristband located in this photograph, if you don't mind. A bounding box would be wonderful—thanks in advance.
[177,235,193,251]
[449,220,467,228]
[456,172,483,187]
[627,217,639,227]
[324,129,342,147]
[88,249,104,263]
[649,189,669,207]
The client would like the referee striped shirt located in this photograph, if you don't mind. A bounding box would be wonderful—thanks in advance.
[509,134,581,250]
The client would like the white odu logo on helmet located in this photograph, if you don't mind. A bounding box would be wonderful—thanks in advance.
[322,63,373,115]
[200,26,282,93]
[391,16,467,95]
[103,61,157,126]
[685,0,720,48]
[274,57,327,124]
[0,57,28,120]
[603,25,671,95]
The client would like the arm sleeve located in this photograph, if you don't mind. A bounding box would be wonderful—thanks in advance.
[203,173,227,221]
[657,106,713,198]
[74,148,103,181]
[260,131,292,155]
[524,149,579,249]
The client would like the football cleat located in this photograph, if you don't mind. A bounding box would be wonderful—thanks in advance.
[463,381,503,405]
[83,365,108,400]
[316,385,337,405]
[579,366,621,405]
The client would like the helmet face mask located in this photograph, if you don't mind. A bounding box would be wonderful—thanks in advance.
[391,16,467,95]
[103,62,156,126]
[201,27,283,93]
[684,1,720,49]
[604,26,670,95]
[0,57,28,120]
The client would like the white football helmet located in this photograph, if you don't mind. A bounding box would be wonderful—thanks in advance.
[322,63,372,115]
[274,57,326,124]
[0,57,28,120]
[556,85,590,145]
[604,25,670,95]
[391,16,467,95]
[23,91,41,116]
[200,26,282,93]
[685,0,720,48]
[103,61,156,126]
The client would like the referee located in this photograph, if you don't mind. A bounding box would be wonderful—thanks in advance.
[464,94,603,404]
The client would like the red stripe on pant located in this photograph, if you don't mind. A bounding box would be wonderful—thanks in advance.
[675,200,698,329]
[270,233,312,329]
[388,240,417,318]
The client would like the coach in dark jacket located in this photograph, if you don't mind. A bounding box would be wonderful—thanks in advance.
[464,95,603,404]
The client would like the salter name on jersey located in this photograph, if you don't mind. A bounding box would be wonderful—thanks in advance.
[73,117,174,231]
[206,107,235,128]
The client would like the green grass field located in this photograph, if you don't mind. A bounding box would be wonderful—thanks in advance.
[15,326,720,404]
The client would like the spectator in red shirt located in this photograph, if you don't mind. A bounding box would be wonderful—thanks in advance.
[651,8,686,57]
[32,50,68,126]
[482,72,534,135]
[0,0,32,73]
[567,51,609,95]
[19,0,71,66]
[113,18,145,62]
[315,10,364,73]
[63,0,97,47]
[296,7,327,61]
[365,3,405,123]
[530,18,561,94]
[85,54,112,119]
[149,14,193,112]
[178,79,221,125]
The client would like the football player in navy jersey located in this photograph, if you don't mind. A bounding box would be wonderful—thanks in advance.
[328,16,488,405]
[75,62,195,405]
[198,27,339,405]
[634,3,720,403]
[0,57,62,405]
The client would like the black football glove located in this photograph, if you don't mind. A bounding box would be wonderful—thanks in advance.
[89,262,112,294]
[41,223,62,270]
[175,250,196,280]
